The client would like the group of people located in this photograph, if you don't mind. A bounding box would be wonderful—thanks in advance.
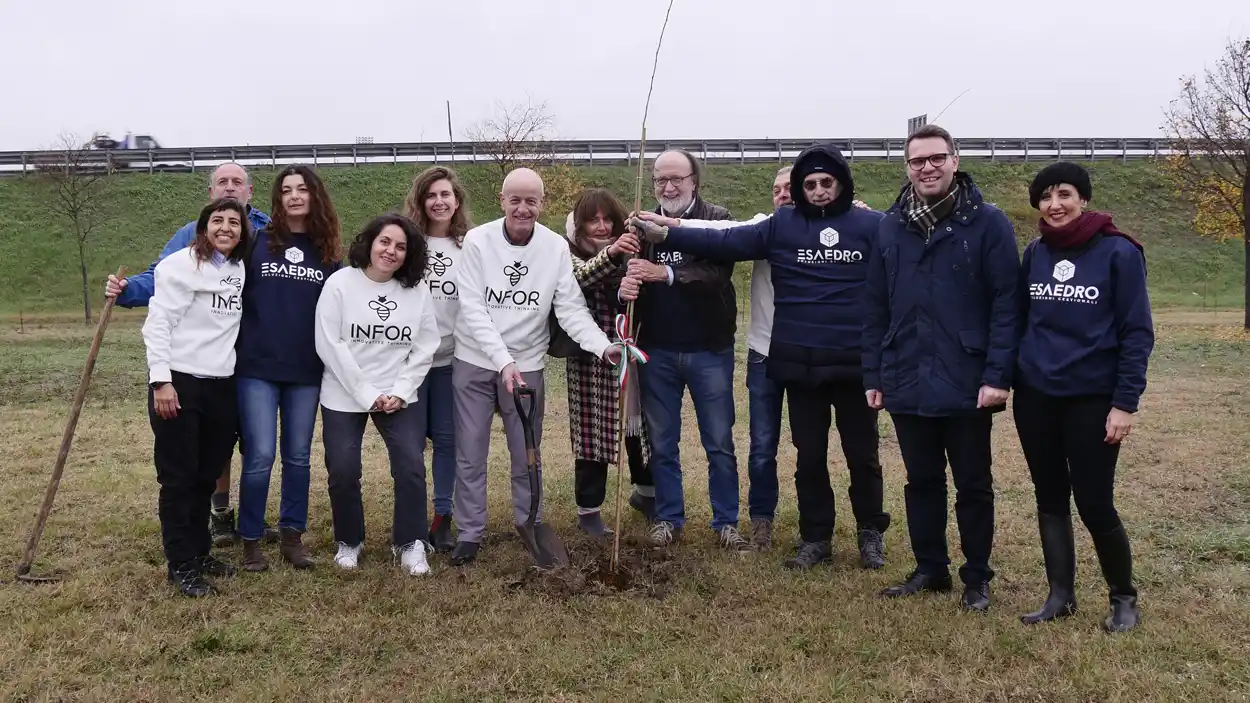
[112,122,1153,634]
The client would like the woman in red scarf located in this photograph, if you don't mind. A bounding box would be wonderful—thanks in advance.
[1014,162,1154,633]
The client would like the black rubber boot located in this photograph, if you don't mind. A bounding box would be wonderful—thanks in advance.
[1092,524,1139,633]
[577,511,613,537]
[429,514,456,553]
[1021,512,1078,625]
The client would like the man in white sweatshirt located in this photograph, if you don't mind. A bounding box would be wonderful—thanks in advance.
[450,168,621,566]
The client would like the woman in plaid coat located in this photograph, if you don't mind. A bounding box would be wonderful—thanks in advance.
[563,189,655,537]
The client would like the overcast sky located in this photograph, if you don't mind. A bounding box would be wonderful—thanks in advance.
[1,0,1247,150]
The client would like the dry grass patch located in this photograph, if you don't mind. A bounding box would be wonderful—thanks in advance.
[1,314,1248,701]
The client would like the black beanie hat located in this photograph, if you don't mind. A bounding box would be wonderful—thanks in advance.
[801,150,840,176]
[1029,162,1092,209]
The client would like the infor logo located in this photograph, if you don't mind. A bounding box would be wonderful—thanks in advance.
[1052,259,1075,283]
[819,227,839,247]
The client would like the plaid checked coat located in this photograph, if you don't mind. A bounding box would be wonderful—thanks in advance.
[563,216,651,465]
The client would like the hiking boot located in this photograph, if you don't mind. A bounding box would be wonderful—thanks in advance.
[880,570,953,598]
[628,490,656,521]
[195,554,236,578]
[334,542,363,570]
[648,521,681,547]
[450,541,479,566]
[279,527,315,569]
[784,540,832,570]
[1092,524,1140,633]
[262,521,280,543]
[1021,513,1078,625]
[429,514,455,553]
[719,525,752,553]
[857,528,886,570]
[750,519,773,550]
[961,581,991,612]
[242,539,269,572]
[168,563,216,597]
[396,541,430,576]
[578,511,613,537]
[209,508,237,547]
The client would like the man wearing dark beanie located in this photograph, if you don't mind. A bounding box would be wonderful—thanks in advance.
[1014,161,1152,633]
[863,125,1021,612]
[628,144,892,571]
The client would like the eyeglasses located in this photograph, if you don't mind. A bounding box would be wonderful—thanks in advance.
[803,176,835,191]
[906,153,952,171]
[653,174,692,187]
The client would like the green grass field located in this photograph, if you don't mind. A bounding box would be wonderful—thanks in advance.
[0,160,1243,316]
[1,313,1248,700]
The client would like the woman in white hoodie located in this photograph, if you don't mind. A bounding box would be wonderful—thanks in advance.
[142,198,251,597]
[314,214,441,575]
[401,166,472,552]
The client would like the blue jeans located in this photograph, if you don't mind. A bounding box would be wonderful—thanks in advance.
[639,347,739,531]
[746,349,785,521]
[412,364,456,517]
[236,377,320,541]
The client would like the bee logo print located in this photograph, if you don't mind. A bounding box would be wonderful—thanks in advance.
[503,261,529,286]
[368,295,398,321]
[429,251,452,276]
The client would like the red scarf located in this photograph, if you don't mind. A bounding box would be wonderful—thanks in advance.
[1038,211,1144,253]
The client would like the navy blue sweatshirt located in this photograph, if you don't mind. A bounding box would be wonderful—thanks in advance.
[1016,233,1154,412]
[661,144,882,382]
[236,230,343,385]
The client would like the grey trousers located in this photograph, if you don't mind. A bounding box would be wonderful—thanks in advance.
[452,358,547,544]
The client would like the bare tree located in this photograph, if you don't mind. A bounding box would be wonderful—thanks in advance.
[1162,37,1250,328]
[36,133,116,325]
[463,99,560,180]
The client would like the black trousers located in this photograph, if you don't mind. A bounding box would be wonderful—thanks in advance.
[322,405,429,547]
[1013,384,1123,535]
[575,435,650,510]
[892,412,995,585]
[786,380,890,542]
[149,372,238,570]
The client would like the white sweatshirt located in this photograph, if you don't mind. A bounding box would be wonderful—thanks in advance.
[454,218,612,373]
[314,267,442,413]
[424,235,461,367]
[142,247,245,383]
[681,213,774,356]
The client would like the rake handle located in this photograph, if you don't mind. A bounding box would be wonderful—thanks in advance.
[16,266,124,577]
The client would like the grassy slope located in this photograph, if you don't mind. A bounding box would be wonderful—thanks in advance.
[0,160,1242,315]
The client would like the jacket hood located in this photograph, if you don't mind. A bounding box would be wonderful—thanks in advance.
[791,144,855,218]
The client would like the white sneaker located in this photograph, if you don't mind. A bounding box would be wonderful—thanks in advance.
[334,542,363,570]
[396,541,430,576]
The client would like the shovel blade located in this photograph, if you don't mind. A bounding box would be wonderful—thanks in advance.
[515,523,569,569]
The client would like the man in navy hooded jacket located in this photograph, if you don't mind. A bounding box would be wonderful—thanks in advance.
[629,144,892,571]
[862,125,1021,612]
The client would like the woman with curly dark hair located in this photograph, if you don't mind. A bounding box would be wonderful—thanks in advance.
[236,164,344,572]
[560,188,651,536]
[399,166,473,551]
[315,214,440,575]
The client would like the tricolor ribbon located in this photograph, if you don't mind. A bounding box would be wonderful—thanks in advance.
[612,313,648,388]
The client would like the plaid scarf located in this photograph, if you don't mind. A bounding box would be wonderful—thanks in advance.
[904,182,961,239]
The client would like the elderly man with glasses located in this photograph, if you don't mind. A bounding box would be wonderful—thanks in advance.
[618,149,750,551]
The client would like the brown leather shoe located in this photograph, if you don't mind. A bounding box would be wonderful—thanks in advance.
[242,539,269,572]
[279,527,315,569]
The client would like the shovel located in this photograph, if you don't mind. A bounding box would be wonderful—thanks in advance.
[511,386,568,569]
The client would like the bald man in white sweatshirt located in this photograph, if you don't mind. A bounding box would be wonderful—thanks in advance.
[450,168,622,565]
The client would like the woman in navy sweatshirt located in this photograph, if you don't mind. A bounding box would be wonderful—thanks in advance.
[236,165,344,572]
[1014,162,1154,633]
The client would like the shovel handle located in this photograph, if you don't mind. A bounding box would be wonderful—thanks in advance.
[512,386,541,528]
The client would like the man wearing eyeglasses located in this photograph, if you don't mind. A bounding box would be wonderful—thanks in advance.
[621,149,750,552]
[626,144,892,571]
[862,124,1021,612]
